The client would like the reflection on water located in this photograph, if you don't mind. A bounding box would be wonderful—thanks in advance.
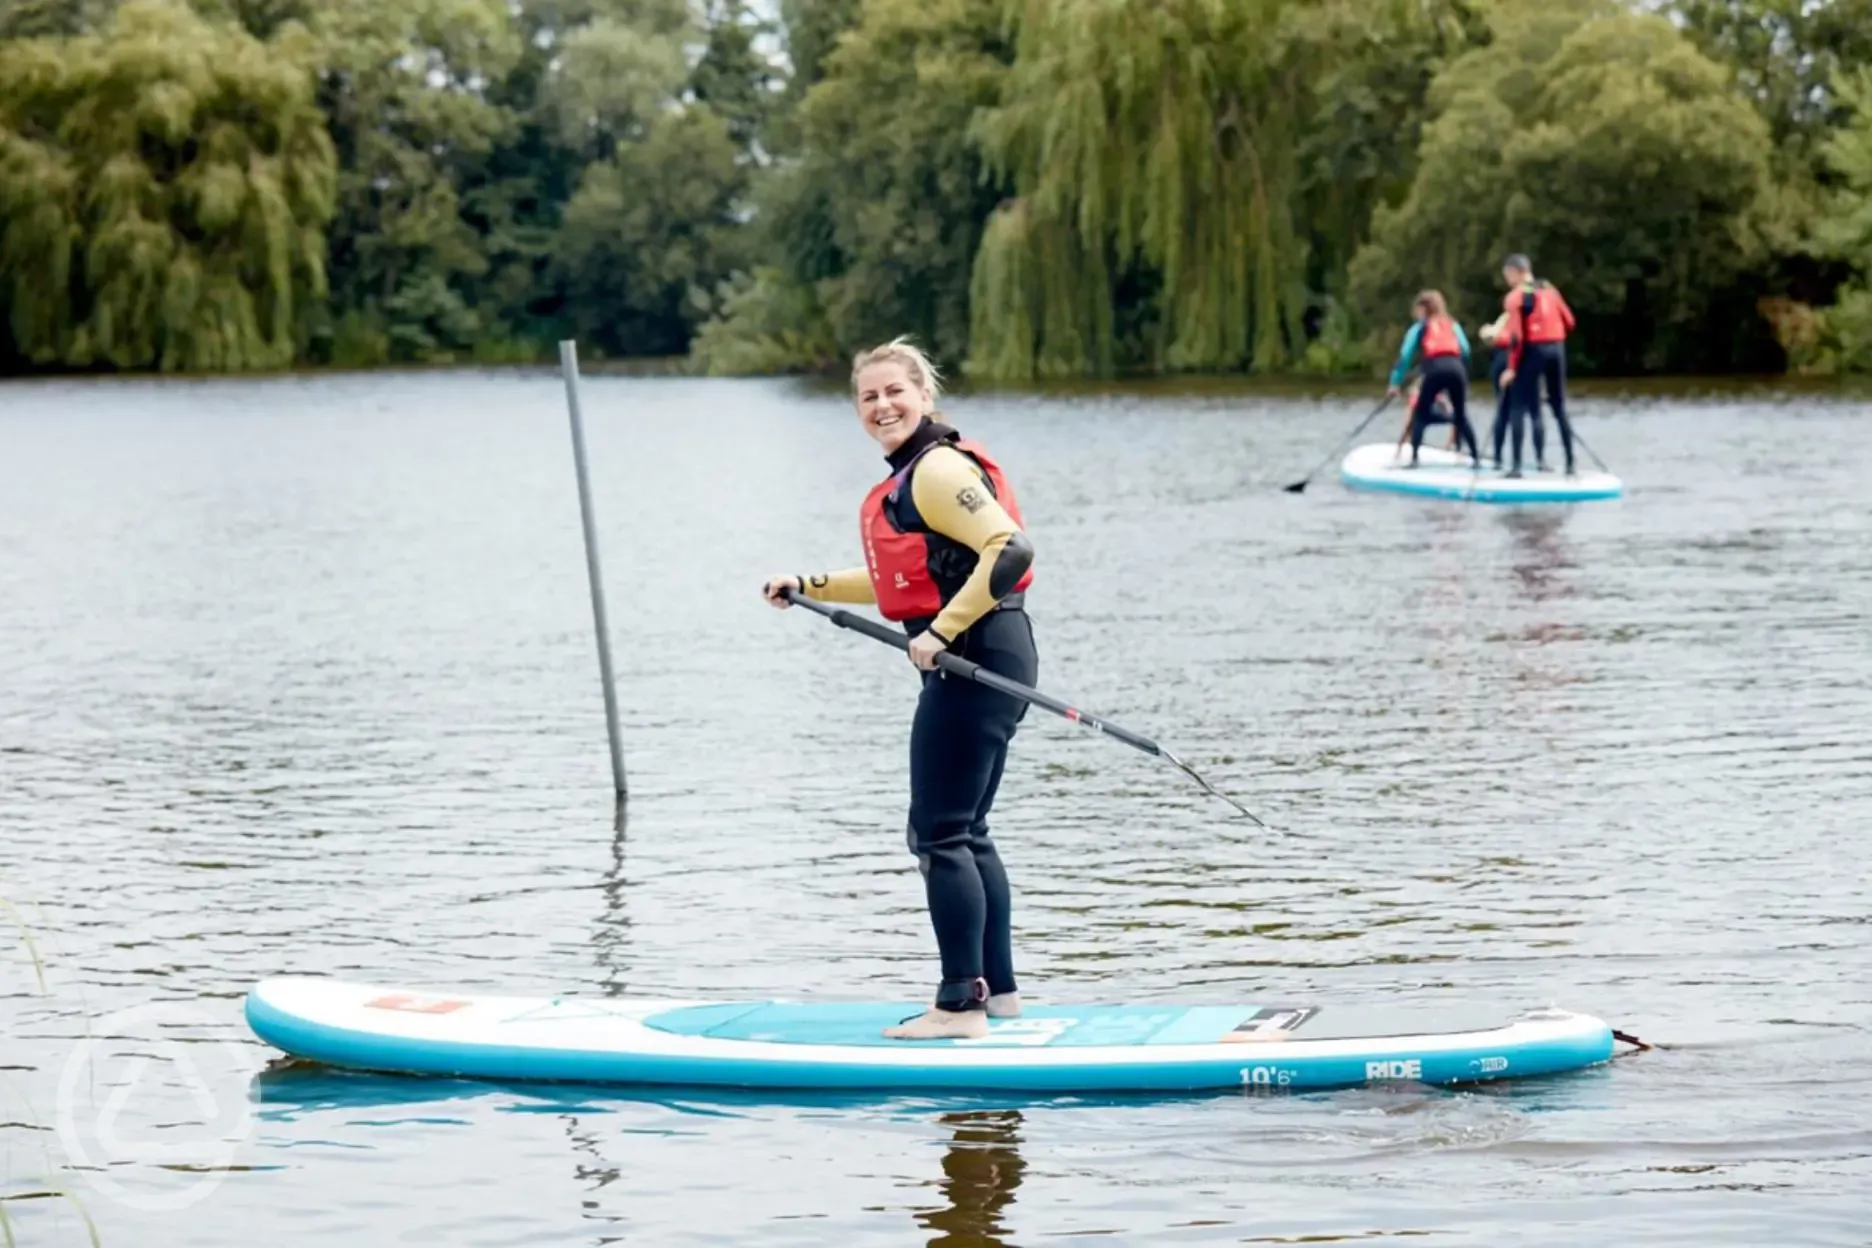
[918,1111,1025,1248]
[595,800,632,999]
[1500,509,1575,607]
[248,1065,1032,1247]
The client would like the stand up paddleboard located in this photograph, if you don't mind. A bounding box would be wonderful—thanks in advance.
[1340,443,1622,504]
[245,976,1620,1094]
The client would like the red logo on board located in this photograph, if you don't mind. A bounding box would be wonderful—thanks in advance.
[364,993,470,1015]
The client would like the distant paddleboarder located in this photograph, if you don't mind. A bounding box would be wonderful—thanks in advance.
[1386,290,1481,469]
[1480,312,1546,471]
[1498,253,1577,477]
[763,336,1038,1041]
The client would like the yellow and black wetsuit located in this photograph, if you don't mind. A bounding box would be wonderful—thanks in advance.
[800,417,1039,1014]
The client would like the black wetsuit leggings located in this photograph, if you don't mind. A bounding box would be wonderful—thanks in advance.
[907,607,1036,1012]
[1510,342,1573,471]
[1411,355,1479,462]
[1490,348,1544,465]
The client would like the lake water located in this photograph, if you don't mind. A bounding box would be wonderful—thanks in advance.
[3,370,1869,1246]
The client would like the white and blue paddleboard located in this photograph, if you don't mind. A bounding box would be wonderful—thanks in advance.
[245,976,1616,1094]
[1340,443,1622,504]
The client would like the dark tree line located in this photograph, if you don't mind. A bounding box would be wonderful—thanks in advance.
[5,0,1872,379]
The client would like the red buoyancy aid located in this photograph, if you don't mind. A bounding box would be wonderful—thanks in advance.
[860,437,1034,622]
[1421,314,1461,358]
[1522,283,1573,343]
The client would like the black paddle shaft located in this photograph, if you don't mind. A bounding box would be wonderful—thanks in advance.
[780,588,1269,827]
[1283,395,1393,493]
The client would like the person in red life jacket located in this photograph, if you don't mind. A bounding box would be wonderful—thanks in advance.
[1497,253,1576,477]
[1385,289,1480,469]
[1480,312,1546,470]
[761,336,1037,1042]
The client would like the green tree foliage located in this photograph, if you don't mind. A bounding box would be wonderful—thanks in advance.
[772,0,861,135]
[554,107,747,358]
[9,0,1872,378]
[964,0,1483,381]
[969,0,1310,379]
[0,0,336,372]
[536,13,687,162]
[688,265,841,374]
[1798,69,1872,372]
[1286,0,1488,301]
[799,0,1010,365]
[1348,1,1775,374]
[0,0,117,38]
[692,0,780,153]
[1673,0,1872,164]
[303,0,522,364]
[194,0,316,39]
[692,0,1009,375]
[1670,0,1872,321]
[531,0,771,360]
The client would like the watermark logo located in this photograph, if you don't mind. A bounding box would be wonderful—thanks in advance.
[55,999,263,1213]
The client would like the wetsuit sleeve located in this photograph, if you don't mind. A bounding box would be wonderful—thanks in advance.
[1388,321,1424,387]
[1503,291,1526,371]
[1555,286,1577,334]
[908,446,1032,643]
[798,568,876,604]
[1454,321,1472,362]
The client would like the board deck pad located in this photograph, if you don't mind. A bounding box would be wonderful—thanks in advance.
[1339,442,1622,504]
[640,1002,1516,1048]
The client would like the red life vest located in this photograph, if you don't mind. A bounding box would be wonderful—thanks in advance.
[1506,282,1573,344]
[860,436,1033,623]
[1420,314,1461,358]
[1523,283,1572,343]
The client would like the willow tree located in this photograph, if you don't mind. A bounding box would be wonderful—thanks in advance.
[0,0,336,372]
[967,0,1314,379]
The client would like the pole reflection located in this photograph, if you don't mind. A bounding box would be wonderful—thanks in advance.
[594,794,631,997]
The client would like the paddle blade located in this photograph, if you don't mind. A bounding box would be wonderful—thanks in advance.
[1282,480,1307,494]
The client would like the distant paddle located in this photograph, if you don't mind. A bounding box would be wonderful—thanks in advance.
[781,589,1270,827]
[1568,426,1613,475]
[1283,396,1393,493]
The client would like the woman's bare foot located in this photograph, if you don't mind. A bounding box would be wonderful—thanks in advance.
[883,1007,990,1040]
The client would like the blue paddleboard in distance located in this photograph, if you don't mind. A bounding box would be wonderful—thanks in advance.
[245,976,1617,1093]
[1340,442,1622,504]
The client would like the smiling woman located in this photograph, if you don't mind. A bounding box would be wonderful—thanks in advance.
[761,336,1040,1041]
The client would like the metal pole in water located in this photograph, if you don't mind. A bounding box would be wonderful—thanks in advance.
[558,339,627,801]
